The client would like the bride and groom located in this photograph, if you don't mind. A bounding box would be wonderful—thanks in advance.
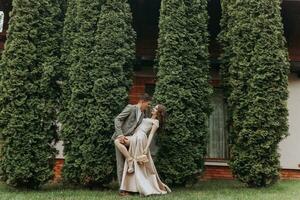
[111,93,171,196]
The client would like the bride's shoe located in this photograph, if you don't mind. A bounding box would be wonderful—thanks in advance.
[127,158,134,173]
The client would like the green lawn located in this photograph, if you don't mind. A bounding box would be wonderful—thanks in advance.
[0,180,299,200]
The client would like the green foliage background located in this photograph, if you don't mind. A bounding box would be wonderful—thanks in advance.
[0,0,291,189]
[219,0,290,187]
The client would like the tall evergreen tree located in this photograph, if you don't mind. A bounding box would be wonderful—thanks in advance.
[60,0,103,185]
[59,0,78,126]
[60,0,78,84]
[153,0,212,186]
[219,0,290,187]
[58,0,79,182]
[0,0,63,188]
[60,0,135,186]
[218,0,236,148]
[58,0,81,184]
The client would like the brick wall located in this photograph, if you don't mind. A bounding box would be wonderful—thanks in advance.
[200,165,300,180]
[201,165,234,180]
[129,74,155,104]
[281,169,300,180]
[53,159,64,183]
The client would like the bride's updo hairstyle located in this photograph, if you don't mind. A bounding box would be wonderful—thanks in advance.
[156,104,166,131]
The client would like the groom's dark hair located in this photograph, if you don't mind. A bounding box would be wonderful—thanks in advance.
[139,93,152,102]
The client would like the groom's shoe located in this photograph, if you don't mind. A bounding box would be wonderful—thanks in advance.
[127,158,134,174]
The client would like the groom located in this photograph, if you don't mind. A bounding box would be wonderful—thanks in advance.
[111,93,151,189]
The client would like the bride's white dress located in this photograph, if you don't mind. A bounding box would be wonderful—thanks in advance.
[120,118,171,196]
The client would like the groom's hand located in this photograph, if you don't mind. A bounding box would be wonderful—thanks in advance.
[117,135,127,144]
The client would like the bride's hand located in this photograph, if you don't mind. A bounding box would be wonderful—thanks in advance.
[143,148,149,155]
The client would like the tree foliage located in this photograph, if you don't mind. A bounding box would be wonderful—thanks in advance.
[0,0,63,188]
[219,0,290,187]
[60,0,135,186]
[153,0,212,186]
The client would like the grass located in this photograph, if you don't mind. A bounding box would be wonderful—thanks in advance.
[0,180,299,200]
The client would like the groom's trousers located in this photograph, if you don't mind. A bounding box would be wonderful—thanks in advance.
[115,146,125,186]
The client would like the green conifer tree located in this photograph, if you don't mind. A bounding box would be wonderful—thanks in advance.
[153,0,212,186]
[219,0,290,187]
[0,0,63,188]
[60,0,135,186]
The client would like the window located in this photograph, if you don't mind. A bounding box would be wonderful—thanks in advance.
[0,11,4,33]
[207,88,229,160]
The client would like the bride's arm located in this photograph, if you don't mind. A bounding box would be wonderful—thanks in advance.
[143,120,159,155]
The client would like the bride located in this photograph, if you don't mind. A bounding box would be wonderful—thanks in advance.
[116,104,171,196]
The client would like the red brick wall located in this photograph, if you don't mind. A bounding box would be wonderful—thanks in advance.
[53,159,64,183]
[281,169,300,180]
[200,165,300,180]
[201,165,234,180]
[129,74,155,104]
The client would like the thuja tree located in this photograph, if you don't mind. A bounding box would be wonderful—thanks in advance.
[58,0,78,126]
[59,0,78,87]
[95,0,135,91]
[0,0,63,188]
[153,0,212,186]
[60,0,103,185]
[86,0,135,184]
[59,0,81,184]
[60,0,135,186]
[219,0,290,187]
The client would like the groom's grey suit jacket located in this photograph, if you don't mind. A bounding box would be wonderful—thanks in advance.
[112,104,144,185]
[111,104,144,141]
